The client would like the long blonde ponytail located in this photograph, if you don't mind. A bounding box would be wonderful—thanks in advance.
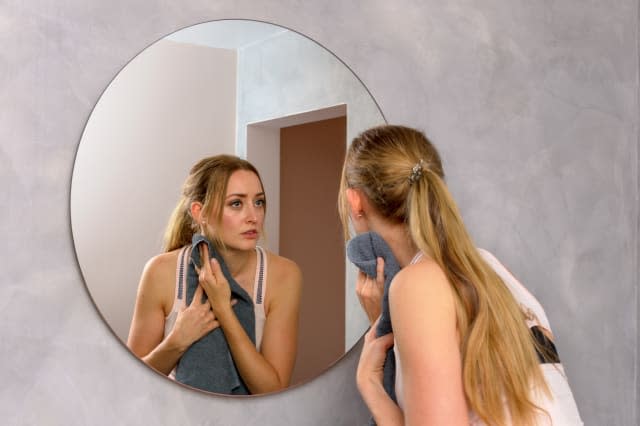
[163,197,195,252]
[408,167,549,426]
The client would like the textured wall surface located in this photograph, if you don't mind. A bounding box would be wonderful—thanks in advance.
[1,1,636,425]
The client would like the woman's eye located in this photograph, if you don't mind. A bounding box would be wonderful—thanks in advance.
[255,199,265,207]
[230,200,242,208]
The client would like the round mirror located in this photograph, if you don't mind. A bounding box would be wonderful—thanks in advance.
[71,19,385,395]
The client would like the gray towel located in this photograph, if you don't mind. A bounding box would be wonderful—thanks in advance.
[175,234,256,395]
[346,231,400,409]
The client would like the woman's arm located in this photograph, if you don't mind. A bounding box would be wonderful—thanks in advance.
[391,260,469,425]
[127,254,218,375]
[198,245,302,394]
[357,259,469,426]
[357,322,404,425]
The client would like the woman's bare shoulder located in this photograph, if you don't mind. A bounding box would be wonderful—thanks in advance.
[143,250,181,279]
[390,257,454,306]
[260,250,302,313]
[389,256,459,344]
[262,250,302,290]
[138,249,182,310]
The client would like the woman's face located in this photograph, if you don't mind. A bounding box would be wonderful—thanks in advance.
[205,169,266,251]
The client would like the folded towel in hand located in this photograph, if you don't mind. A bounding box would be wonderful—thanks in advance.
[347,231,401,406]
[175,234,255,395]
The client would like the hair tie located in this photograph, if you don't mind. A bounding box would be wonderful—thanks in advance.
[408,159,424,185]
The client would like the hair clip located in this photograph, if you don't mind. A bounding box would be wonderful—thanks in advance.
[408,159,424,185]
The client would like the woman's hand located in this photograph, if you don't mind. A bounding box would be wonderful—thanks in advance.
[356,318,403,425]
[195,243,233,315]
[356,257,385,324]
[170,285,218,350]
[357,317,395,394]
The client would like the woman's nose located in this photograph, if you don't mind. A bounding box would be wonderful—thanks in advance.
[246,206,257,223]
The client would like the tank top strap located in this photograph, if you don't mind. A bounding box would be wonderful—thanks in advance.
[253,247,267,351]
[175,245,191,308]
[253,246,267,305]
[165,245,190,331]
[409,251,424,265]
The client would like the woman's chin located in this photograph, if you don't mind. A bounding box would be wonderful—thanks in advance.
[224,240,259,252]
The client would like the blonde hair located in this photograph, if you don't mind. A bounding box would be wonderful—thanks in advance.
[339,125,549,426]
[163,154,265,252]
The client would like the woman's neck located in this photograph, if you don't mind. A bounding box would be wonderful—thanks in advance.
[368,220,420,268]
[219,246,255,277]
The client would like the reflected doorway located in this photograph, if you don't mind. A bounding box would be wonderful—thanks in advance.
[247,105,346,385]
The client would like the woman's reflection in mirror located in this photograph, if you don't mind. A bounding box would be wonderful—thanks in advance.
[127,155,302,395]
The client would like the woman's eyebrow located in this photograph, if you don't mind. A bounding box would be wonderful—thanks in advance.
[225,192,265,199]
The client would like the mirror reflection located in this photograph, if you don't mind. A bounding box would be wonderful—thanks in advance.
[71,19,385,395]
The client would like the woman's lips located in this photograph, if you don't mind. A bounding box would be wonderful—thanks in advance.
[242,230,258,239]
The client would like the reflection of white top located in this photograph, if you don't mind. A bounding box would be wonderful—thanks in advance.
[394,248,583,425]
[164,246,268,378]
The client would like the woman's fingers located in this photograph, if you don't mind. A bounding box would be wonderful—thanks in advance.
[364,315,393,354]
[376,257,385,286]
[364,326,394,358]
[190,243,233,315]
[198,242,214,275]
[357,260,384,297]
[357,322,394,390]
[190,284,204,306]
[356,271,366,294]
[375,332,395,350]
[174,286,221,345]
[196,243,227,287]
[209,257,226,283]
[357,267,384,324]
[357,271,374,296]
[191,257,201,275]
[365,316,380,340]
[208,319,220,331]
[195,243,218,298]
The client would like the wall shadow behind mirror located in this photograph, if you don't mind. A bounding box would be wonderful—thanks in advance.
[70,19,385,395]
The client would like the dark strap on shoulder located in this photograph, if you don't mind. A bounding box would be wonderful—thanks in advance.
[255,247,265,305]
[177,245,191,301]
[531,325,560,363]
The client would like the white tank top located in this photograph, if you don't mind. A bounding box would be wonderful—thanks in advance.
[164,246,268,366]
[393,248,583,425]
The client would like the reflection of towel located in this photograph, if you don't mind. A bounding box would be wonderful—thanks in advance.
[347,231,400,409]
[175,234,255,395]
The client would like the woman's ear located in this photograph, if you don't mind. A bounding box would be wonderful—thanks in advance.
[345,188,364,218]
[190,201,204,224]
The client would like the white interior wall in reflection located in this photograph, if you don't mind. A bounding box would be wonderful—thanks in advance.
[71,41,238,341]
[245,124,281,254]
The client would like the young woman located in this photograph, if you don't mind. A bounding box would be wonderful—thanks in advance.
[127,154,302,395]
[339,125,583,425]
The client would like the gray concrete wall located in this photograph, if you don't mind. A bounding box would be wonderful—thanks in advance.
[0,1,636,425]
